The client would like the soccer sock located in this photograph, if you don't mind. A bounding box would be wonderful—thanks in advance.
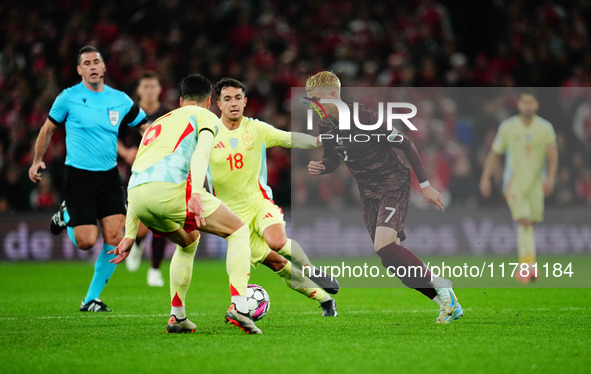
[377,242,437,299]
[63,205,71,225]
[169,238,198,318]
[517,224,536,265]
[63,208,80,247]
[277,239,313,269]
[83,243,117,303]
[151,235,166,269]
[66,227,79,247]
[226,225,251,313]
[275,261,332,303]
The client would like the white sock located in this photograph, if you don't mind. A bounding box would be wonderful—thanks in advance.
[171,305,186,319]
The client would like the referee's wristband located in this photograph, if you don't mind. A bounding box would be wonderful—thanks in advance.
[420,180,431,189]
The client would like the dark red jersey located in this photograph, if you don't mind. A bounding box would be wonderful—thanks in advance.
[318,103,426,200]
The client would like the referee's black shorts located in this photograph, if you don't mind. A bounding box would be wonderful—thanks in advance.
[64,166,126,227]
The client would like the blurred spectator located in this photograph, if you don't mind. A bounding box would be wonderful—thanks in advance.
[554,168,575,205]
[29,175,57,210]
[575,168,591,204]
[448,151,479,209]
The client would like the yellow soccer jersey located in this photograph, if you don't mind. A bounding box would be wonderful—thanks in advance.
[128,105,219,189]
[492,114,556,194]
[207,117,293,213]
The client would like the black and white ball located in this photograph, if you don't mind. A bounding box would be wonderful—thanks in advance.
[245,284,270,321]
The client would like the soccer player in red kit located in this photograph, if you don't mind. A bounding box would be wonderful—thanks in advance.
[306,71,463,324]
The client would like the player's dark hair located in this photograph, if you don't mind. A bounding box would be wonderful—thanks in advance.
[181,74,212,102]
[77,45,101,65]
[518,88,537,99]
[215,77,246,97]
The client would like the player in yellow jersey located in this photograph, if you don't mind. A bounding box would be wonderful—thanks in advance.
[480,89,558,283]
[109,75,261,334]
[209,77,339,316]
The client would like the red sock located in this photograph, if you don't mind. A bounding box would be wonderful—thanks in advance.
[377,242,437,299]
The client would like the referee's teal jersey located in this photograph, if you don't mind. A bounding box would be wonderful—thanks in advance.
[49,82,146,171]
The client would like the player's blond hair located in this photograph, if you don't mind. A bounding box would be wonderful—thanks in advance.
[305,71,341,94]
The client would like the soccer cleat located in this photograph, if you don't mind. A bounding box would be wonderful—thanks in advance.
[50,201,67,235]
[306,266,340,294]
[436,301,464,324]
[433,278,463,324]
[80,298,112,312]
[166,315,196,333]
[225,303,262,335]
[147,267,164,287]
[125,241,143,272]
[320,299,338,317]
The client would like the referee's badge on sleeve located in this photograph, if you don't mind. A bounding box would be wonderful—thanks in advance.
[109,110,119,126]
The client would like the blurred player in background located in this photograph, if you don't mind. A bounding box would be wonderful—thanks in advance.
[123,72,169,287]
[480,89,558,283]
[28,45,147,312]
[306,71,463,324]
[210,78,339,317]
[111,75,262,334]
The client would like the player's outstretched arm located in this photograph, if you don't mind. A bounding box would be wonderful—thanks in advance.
[109,237,135,264]
[261,122,320,150]
[395,134,429,185]
[543,142,558,196]
[308,133,340,175]
[187,193,206,228]
[188,129,215,227]
[480,151,500,198]
[422,184,445,212]
[289,132,321,149]
[308,160,326,175]
[393,135,444,211]
[28,119,57,183]
[109,207,140,264]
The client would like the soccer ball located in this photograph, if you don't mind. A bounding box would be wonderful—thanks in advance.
[245,284,270,321]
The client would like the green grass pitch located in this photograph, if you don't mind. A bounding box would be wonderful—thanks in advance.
[0,257,590,374]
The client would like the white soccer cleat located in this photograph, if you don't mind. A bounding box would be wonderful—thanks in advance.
[166,315,196,333]
[433,278,463,324]
[225,303,263,335]
[125,241,143,272]
[147,267,164,287]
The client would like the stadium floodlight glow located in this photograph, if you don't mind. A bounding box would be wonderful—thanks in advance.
[304,98,418,131]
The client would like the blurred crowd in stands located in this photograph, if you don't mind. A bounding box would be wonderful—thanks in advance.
[0,0,590,214]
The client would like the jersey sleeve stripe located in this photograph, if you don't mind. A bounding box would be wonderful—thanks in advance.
[199,128,214,135]
[47,115,64,127]
[258,181,271,200]
[258,143,273,200]
[121,104,145,127]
